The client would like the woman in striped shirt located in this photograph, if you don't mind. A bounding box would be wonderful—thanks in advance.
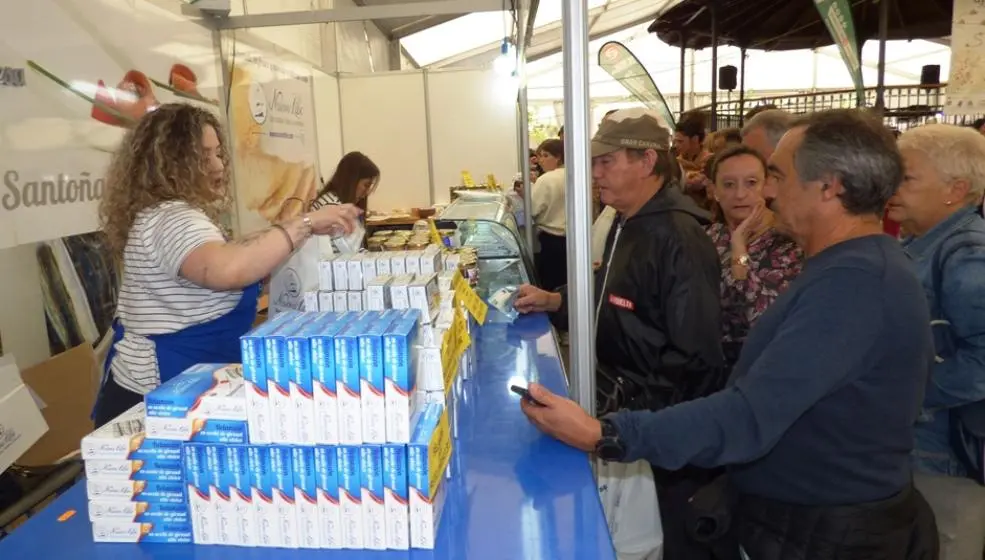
[93,103,360,427]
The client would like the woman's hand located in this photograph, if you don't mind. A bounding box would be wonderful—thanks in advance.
[307,203,362,236]
[732,202,766,249]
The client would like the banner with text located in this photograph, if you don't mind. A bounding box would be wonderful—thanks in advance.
[598,41,677,128]
[945,0,985,117]
[813,0,866,107]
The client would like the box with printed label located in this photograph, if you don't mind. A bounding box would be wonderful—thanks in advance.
[142,417,248,444]
[408,403,452,549]
[288,316,340,445]
[303,290,320,312]
[310,313,358,445]
[318,258,335,291]
[91,521,193,544]
[85,458,183,482]
[420,246,442,276]
[247,445,278,547]
[313,445,342,549]
[362,256,378,286]
[389,275,413,310]
[319,291,334,312]
[270,446,299,549]
[375,252,392,276]
[291,446,321,549]
[405,251,422,276]
[86,479,186,504]
[391,253,407,276]
[360,445,386,550]
[385,311,420,443]
[366,275,393,311]
[360,313,400,444]
[265,321,306,444]
[87,500,189,524]
[347,255,364,291]
[240,312,300,444]
[203,444,238,546]
[183,443,217,545]
[383,443,409,550]
[347,291,364,312]
[81,403,182,463]
[332,258,349,293]
[143,364,249,443]
[408,274,439,325]
[225,445,257,547]
[333,291,348,313]
[335,312,377,444]
[337,445,363,549]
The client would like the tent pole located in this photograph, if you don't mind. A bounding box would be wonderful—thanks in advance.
[710,1,718,131]
[679,32,687,116]
[561,0,595,414]
[739,47,747,126]
[875,0,890,110]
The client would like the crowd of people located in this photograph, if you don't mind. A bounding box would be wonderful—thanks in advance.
[516,105,985,560]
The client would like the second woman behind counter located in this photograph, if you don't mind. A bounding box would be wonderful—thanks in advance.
[312,151,380,212]
[530,138,567,291]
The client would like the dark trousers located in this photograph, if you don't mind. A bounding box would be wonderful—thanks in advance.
[93,377,144,428]
[657,467,728,560]
[536,231,567,292]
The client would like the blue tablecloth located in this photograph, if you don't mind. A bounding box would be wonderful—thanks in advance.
[0,313,614,559]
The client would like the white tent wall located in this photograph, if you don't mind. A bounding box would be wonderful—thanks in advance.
[337,69,518,212]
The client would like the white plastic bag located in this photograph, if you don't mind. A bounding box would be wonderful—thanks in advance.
[597,458,664,560]
[592,206,618,268]
[269,236,320,315]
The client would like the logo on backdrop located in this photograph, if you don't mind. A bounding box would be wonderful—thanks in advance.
[249,82,268,125]
[2,170,104,211]
[0,66,25,88]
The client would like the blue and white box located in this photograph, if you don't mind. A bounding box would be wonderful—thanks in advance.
[335,312,376,444]
[337,445,363,549]
[383,443,409,550]
[313,445,342,549]
[287,317,323,445]
[360,313,399,444]
[385,312,420,443]
[84,458,183,482]
[240,311,300,444]
[270,446,299,549]
[226,445,257,547]
[360,445,386,550]
[310,313,356,445]
[247,445,277,547]
[291,446,320,549]
[143,364,249,443]
[265,322,304,444]
[408,403,452,549]
[87,501,189,524]
[81,403,182,463]
[204,444,237,546]
[91,520,193,544]
[85,479,185,504]
[183,444,217,545]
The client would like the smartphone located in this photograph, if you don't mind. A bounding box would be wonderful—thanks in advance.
[510,384,545,407]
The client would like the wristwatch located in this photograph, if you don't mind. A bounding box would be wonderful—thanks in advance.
[732,254,750,267]
[594,417,627,462]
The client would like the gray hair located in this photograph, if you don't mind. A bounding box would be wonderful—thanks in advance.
[741,109,795,149]
[793,109,903,216]
[897,124,985,203]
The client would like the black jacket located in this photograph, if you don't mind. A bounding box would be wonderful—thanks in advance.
[556,184,725,413]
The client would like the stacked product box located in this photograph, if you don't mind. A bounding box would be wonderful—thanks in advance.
[81,402,191,544]
[407,402,453,549]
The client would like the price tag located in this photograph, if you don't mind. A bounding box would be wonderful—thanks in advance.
[454,281,488,325]
[485,173,499,189]
[461,171,476,187]
[427,218,443,246]
[441,328,458,389]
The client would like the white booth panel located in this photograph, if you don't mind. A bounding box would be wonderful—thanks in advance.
[313,72,344,184]
[339,73,430,212]
[427,70,519,204]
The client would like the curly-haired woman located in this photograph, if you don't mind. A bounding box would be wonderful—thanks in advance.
[93,103,360,426]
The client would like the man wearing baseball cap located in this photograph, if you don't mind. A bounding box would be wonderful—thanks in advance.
[514,107,725,559]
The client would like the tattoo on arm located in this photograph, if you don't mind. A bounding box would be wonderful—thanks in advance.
[232,229,269,247]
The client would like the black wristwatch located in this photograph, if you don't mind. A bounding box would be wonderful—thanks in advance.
[594,417,627,462]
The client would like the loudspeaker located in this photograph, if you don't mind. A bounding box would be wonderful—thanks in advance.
[719,65,738,91]
[921,65,941,87]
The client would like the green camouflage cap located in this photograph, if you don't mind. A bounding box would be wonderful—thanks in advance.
[591,108,672,157]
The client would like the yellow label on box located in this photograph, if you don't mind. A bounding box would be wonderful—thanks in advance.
[461,171,476,187]
[455,282,488,325]
[485,174,499,189]
[427,409,452,498]
[427,218,442,246]
[441,327,458,389]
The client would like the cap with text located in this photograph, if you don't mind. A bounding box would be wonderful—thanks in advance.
[591,108,672,157]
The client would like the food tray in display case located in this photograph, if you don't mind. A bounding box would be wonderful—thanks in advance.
[436,192,537,292]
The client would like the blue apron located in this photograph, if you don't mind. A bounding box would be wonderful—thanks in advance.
[93,282,262,416]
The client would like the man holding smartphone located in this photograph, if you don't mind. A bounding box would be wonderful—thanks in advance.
[514,108,725,560]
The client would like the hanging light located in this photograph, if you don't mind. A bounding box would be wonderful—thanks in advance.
[493,39,517,76]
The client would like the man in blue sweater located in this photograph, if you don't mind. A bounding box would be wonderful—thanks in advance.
[522,109,940,558]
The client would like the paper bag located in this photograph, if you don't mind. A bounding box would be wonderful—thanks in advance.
[269,237,320,315]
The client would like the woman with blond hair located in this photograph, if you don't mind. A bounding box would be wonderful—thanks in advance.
[93,103,360,426]
[890,123,985,559]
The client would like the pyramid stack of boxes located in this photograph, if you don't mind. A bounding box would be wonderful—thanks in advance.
[80,251,480,550]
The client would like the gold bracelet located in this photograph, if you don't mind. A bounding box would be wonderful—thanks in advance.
[271,223,294,252]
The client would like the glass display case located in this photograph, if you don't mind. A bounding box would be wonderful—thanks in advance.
[436,192,537,296]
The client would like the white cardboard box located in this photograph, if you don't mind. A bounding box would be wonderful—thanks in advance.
[0,356,48,474]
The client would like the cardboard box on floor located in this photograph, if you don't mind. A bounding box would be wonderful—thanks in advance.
[0,356,48,474]
[4,345,98,470]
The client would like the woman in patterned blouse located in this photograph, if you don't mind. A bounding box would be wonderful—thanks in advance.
[707,145,803,367]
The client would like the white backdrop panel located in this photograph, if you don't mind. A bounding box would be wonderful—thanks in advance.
[427,70,519,204]
[313,72,343,185]
[339,73,430,211]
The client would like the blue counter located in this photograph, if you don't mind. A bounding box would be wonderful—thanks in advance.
[0,313,614,560]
